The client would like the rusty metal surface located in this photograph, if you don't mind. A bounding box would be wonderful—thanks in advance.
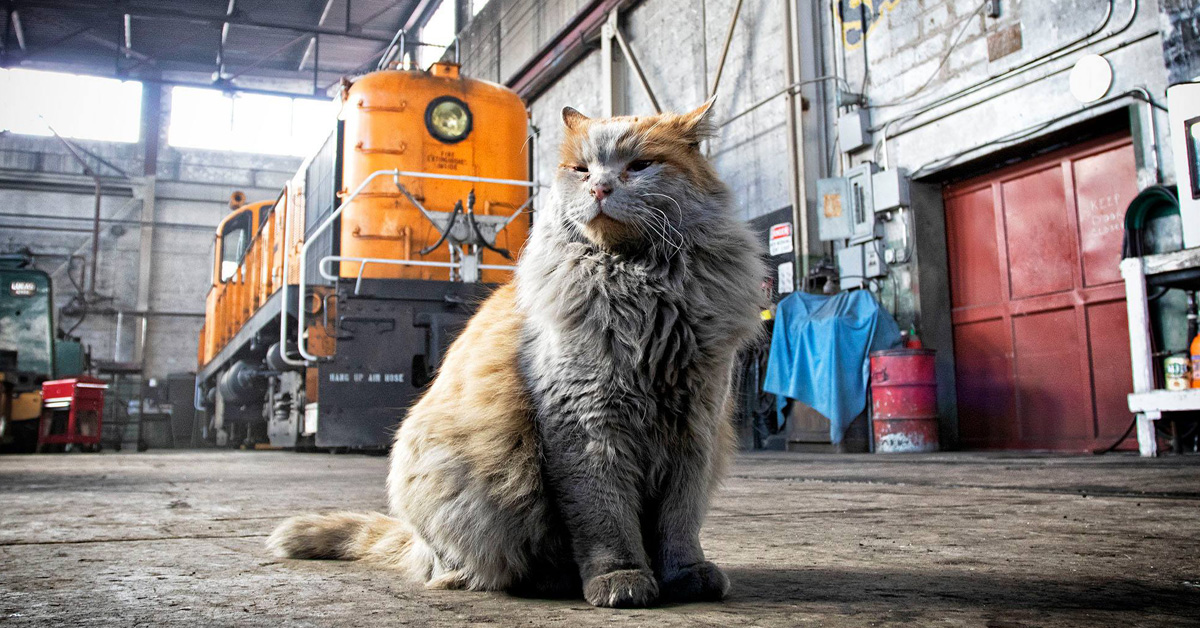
[871,350,939,453]
[944,134,1138,451]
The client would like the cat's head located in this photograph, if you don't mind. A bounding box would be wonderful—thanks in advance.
[553,99,722,253]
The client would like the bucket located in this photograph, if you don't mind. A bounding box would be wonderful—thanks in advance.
[869,348,939,453]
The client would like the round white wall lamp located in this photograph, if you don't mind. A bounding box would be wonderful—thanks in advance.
[1069,54,1113,103]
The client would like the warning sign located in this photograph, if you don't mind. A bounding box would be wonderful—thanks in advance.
[768,222,793,257]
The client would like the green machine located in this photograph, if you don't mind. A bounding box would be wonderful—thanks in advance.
[0,256,85,448]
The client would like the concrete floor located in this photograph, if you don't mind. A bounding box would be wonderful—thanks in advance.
[1,451,1197,627]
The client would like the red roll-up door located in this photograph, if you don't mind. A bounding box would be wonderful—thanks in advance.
[944,134,1138,451]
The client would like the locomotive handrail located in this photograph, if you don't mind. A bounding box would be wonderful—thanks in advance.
[296,168,537,363]
[277,184,305,367]
[317,255,518,296]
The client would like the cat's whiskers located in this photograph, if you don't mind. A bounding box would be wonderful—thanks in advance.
[650,206,686,251]
[637,193,686,256]
[626,198,672,250]
[636,204,681,256]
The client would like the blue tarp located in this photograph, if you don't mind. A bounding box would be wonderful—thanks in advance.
[763,291,901,444]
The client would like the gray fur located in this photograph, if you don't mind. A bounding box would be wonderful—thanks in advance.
[515,112,765,604]
[268,108,764,609]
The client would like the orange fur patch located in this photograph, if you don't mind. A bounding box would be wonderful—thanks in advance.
[558,103,723,193]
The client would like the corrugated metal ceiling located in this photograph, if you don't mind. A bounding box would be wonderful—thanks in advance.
[1,0,432,98]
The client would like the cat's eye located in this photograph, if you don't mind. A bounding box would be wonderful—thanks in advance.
[627,159,654,172]
[572,164,589,173]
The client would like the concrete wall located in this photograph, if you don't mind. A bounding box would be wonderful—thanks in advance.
[845,0,1171,184]
[0,85,301,379]
[449,0,1178,447]
[4,0,1178,424]
[459,0,836,228]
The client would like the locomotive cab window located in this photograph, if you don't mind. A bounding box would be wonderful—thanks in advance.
[219,212,252,282]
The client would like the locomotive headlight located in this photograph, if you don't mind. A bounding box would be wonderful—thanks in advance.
[425,97,472,144]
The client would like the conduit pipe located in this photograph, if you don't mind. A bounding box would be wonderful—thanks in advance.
[782,0,809,280]
[708,0,744,100]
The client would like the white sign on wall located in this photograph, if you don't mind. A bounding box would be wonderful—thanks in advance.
[768,222,794,256]
[778,261,794,294]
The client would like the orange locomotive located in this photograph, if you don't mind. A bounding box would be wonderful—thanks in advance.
[196,61,533,450]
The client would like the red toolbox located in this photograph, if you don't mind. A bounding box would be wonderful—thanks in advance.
[37,377,107,452]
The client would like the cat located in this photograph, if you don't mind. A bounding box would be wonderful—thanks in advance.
[266,98,766,608]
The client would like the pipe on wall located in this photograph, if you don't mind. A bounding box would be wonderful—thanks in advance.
[708,0,745,100]
[878,0,1141,166]
[782,0,809,281]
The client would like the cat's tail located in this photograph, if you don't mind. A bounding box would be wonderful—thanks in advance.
[266,512,411,562]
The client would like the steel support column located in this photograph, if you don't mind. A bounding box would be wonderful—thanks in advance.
[133,81,162,368]
[783,0,809,280]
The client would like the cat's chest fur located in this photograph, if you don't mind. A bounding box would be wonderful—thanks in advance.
[525,250,704,388]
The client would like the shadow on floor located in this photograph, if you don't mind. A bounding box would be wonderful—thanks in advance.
[721,566,1198,617]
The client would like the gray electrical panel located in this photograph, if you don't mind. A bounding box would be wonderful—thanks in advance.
[837,244,864,289]
[837,242,885,289]
[838,109,871,153]
[819,163,878,242]
[872,168,911,212]
[817,175,852,241]
[846,163,877,243]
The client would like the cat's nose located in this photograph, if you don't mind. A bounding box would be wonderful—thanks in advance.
[591,182,613,200]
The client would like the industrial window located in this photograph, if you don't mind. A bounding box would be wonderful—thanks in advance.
[219,212,252,282]
[419,0,457,70]
[167,86,337,157]
[0,68,142,143]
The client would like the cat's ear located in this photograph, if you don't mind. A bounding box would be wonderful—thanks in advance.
[685,95,717,124]
[681,95,717,144]
[562,107,590,131]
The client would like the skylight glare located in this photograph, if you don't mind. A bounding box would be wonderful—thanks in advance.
[0,68,142,143]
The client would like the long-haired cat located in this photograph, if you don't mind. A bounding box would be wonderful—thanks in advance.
[267,99,765,608]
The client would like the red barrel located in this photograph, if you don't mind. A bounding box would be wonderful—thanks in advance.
[870,348,939,453]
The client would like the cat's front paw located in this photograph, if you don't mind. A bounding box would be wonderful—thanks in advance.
[660,561,730,602]
[583,569,659,608]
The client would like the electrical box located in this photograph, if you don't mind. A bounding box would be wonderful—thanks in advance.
[839,109,871,153]
[872,168,911,212]
[817,176,852,241]
[837,244,865,289]
[846,162,877,243]
[837,242,884,290]
[864,242,884,278]
[818,163,878,242]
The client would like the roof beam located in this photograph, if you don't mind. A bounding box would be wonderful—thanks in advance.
[403,0,440,31]
[506,0,642,101]
[13,0,397,43]
[122,13,131,58]
[11,9,26,49]
[299,0,337,71]
[215,0,235,77]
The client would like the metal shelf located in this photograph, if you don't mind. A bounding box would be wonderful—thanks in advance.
[1121,248,1200,456]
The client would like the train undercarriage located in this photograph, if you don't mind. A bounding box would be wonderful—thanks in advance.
[197,278,492,451]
